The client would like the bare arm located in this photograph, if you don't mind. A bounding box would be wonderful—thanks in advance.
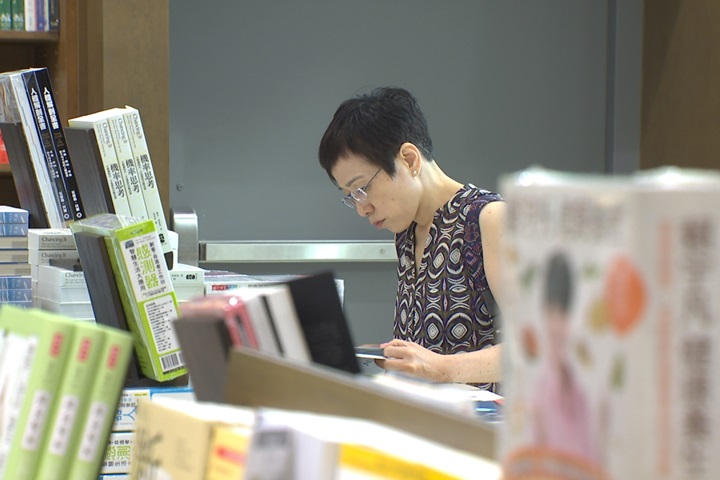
[376,201,508,384]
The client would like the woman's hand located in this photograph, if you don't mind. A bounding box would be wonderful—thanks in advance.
[376,339,449,382]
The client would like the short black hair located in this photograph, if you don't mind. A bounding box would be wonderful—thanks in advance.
[318,87,434,182]
[544,252,573,315]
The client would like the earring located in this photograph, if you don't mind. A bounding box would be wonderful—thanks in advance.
[413,170,417,176]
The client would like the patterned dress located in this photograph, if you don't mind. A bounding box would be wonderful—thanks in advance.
[394,185,503,387]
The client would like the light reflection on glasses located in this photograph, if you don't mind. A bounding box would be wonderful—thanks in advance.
[341,167,382,208]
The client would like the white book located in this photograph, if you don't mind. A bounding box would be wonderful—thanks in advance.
[121,106,171,254]
[28,248,79,267]
[169,263,205,287]
[37,282,90,303]
[28,229,76,251]
[36,265,86,288]
[256,285,311,363]
[67,112,133,217]
[104,109,148,220]
[35,297,94,320]
[234,290,282,356]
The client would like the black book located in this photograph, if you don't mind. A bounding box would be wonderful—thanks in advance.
[34,68,86,221]
[19,70,73,222]
[284,271,361,374]
[64,126,114,217]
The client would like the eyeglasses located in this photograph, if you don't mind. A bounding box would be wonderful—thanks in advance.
[341,167,382,208]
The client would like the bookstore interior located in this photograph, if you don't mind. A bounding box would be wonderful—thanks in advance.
[0,2,719,480]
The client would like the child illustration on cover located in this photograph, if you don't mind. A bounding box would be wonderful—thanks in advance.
[532,251,601,467]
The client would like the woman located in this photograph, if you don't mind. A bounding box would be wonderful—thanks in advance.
[318,87,505,388]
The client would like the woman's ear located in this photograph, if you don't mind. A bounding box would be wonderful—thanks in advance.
[398,142,423,175]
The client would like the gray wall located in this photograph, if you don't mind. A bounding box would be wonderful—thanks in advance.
[168,1,643,347]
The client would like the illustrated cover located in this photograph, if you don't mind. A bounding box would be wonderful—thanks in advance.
[500,167,720,480]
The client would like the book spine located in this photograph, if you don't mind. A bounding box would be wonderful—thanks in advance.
[0,223,28,236]
[9,0,22,30]
[0,208,29,224]
[67,326,133,480]
[35,69,86,221]
[34,0,46,31]
[29,248,80,267]
[106,113,147,220]
[67,117,133,217]
[28,228,76,250]
[0,0,11,30]
[34,324,106,480]
[22,0,33,30]
[37,266,85,287]
[122,107,171,253]
[4,74,63,227]
[0,276,31,289]
[47,0,57,30]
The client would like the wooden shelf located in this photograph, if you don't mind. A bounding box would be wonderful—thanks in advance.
[0,31,59,43]
[0,164,11,175]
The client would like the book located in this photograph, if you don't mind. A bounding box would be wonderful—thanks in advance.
[284,272,360,374]
[499,166,720,479]
[254,284,312,363]
[28,248,79,267]
[0,205,29,224]
[36,264,85,287]
[0,73,63,227]
[0,0,11,30]
[104,109,147,220]
[0,305,77,480]
[18,69,73,222]
[172,316,234,403]
[67,112,133,217]
[0,263,30,276]
[0,223,28,236]
[0,330,38,472]
[0,287,31,302]
[129,396,255,480]
[34,321,107,480]
[204,424,252,480]
[66,324,133,480]
[0,274,30,289]
[112,385,195,432]
[229,290,281,356]
[121,106,171,259]
[34,67,86,221]
[70,214,186,382]
[10,0,22,30]
[28,228,75,250]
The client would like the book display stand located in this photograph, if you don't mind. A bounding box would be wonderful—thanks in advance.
[64,127,116,218]
[0,122,50,228]
[224,347,497,460]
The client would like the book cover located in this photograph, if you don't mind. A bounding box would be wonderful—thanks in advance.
[205,424,252,480]
[121,106,171,255]
[18,69,72,223]
[172,317,233,403]
[228,290,281,356]
[0,73,63,227]
[0,0,11,30]
[70,214,186,382]
[22,0,33,31]
[0,330,38,474]
[130,397,254,480]
[104,109,147,220]
[0,205,29,224]
[28,248,79,267]
[67,324,133,480]
[0,305,77,480]
[34,322,107,480]
[67,112,133,218]
[34,68,86,221]
[284,272,360,374]
[499,167,720,479]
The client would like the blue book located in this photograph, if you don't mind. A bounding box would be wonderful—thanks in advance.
[0,206,29,224]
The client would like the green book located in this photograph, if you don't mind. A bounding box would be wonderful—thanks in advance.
[70,213,187,381]
[34,322,107,480]
[0,306,77,480]
[9,0,22,30]
[0,0,11,30]
[66,324,133,480]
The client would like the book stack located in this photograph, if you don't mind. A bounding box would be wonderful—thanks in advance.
[0,206,31,305]
[26,228,93,321]
[66,106,172,268]
[499,166,720,479]
[0,304,133,480]
[99,385,194,478]
[175,271,360,403]
[0,68,86,229]
[70,213,187,383]
[169,262,205,305]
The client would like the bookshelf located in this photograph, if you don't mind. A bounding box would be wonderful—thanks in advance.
[0,0,170,222]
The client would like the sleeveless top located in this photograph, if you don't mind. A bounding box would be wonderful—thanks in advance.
[394,185,503,387]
